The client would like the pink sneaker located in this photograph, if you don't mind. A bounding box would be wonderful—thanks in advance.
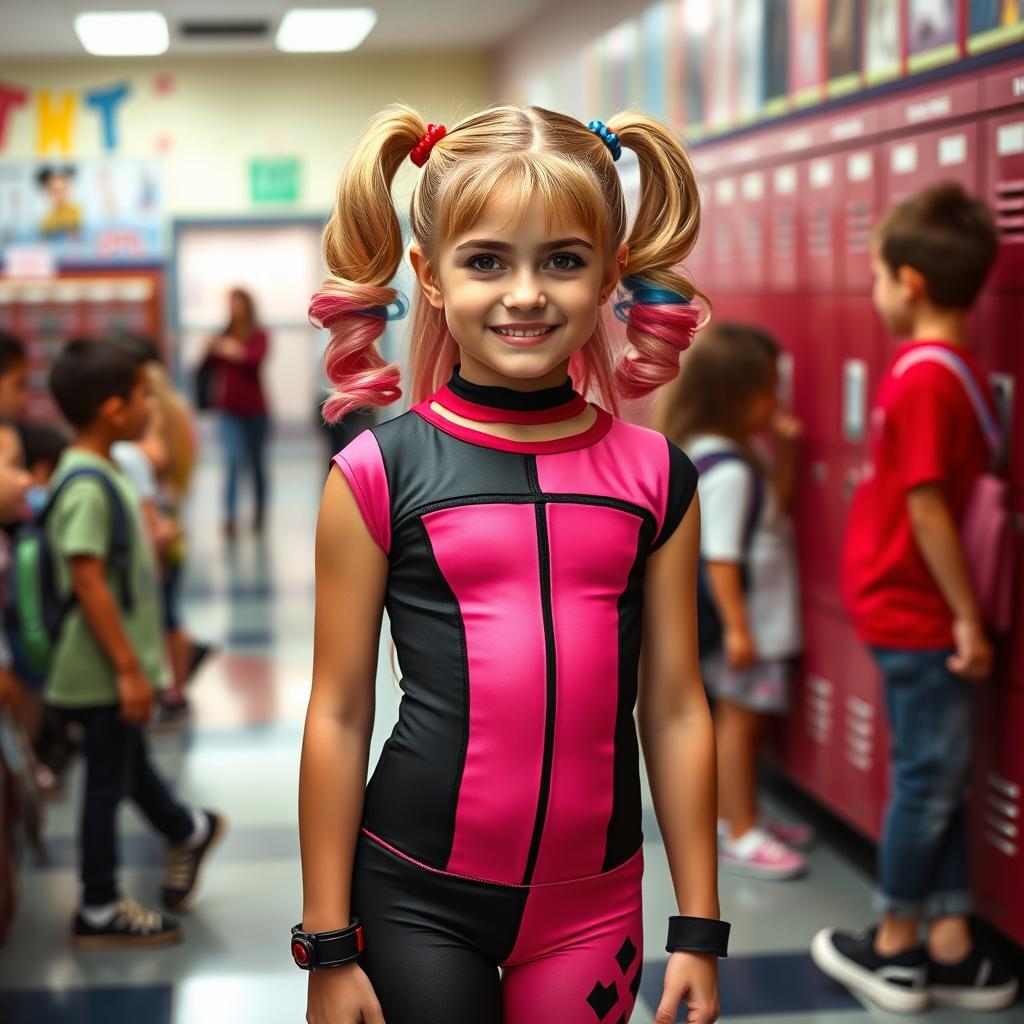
[765,817,816,850]
[720,828,806,880]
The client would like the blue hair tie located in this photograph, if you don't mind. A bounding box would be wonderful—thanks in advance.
[614,275,690,323]
[357,292,409,321]
[588,119,621,162]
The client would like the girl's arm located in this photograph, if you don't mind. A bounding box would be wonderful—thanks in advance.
[638,496,721,1024]
[299,468,388,1024]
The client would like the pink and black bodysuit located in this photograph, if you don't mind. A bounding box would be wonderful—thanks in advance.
[335,370,698,1024]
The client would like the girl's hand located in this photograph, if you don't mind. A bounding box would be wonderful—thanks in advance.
[654,951,720,1024]
[307,963,385,1023]
[770,411,803,445]
[724,625,757,670]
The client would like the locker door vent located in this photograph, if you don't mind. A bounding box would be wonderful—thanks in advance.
[983,771,1020,858]
[804,674,833,745]
[844,695,874,773]
[846,200,873,255]
[774,209,796,259]
[809,206,832,256]
[994,179,1024,243]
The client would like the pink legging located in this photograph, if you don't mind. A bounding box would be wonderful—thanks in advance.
[351,831,644,1023]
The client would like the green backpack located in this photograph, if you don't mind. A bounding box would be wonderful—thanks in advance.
[8,468,134,675]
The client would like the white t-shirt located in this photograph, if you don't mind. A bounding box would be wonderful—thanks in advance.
[685,433,802,661]
[112,442,158,503]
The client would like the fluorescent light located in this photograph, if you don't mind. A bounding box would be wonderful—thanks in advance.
[74,11,170,56]
[276,8,377,52]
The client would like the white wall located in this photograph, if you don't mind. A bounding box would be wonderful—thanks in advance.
[0,53,494,217]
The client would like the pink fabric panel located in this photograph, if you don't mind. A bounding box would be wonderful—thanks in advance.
[502,849,643,1024]
[333,430,391,552]
[536,418,670,534]
[423,504,548,885]
[531,503,644,883]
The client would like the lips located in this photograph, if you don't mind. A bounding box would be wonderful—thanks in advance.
[488,324,560,346]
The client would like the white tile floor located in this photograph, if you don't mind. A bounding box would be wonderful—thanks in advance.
[1,434,1021,1023]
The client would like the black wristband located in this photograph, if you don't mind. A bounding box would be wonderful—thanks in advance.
[666,916,730,958]
[291,919,365,970]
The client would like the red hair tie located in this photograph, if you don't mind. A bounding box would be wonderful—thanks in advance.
[410,123,447,167]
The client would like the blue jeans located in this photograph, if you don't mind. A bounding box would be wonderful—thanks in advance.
[871,646,973,919]
[220,413,270,524]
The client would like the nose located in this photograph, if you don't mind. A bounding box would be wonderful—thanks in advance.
[503,269,546,311]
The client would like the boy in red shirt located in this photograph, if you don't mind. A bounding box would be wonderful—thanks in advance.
[812,183,1018,1012]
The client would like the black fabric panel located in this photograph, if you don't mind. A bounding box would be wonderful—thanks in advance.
[371,411,534,528]
[351,833,528,1023]
[651,438,699,551]
[361,517,470,869]
[603,516,652,871]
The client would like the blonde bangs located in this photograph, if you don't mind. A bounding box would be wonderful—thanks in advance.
[429,152,617,254]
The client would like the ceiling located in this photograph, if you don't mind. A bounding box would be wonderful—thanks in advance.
[0,0,549,58]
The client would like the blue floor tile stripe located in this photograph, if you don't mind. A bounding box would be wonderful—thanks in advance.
[0,985,171,1024]
[640,952,862,1018]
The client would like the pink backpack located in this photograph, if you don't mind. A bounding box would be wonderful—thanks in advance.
[892,346,1015,634]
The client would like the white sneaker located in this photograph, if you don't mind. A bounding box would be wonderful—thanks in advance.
[720,827,806,880]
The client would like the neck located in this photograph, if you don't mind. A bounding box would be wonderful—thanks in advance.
[457,352,571,392]
[911,307,968,349]
[73,428,115,461]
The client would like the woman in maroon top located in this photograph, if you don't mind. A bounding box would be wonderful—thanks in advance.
[207,287,270,537]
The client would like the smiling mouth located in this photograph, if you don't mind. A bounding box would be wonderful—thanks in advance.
[489,325,559,338]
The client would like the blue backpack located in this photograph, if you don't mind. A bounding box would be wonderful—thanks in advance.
[8,468,134,676]
[693,451,764,658]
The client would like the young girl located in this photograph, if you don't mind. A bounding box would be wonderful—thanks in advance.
[297,104,727,1024]
[656,324,808,881]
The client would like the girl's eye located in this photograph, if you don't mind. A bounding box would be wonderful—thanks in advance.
[467,255,503,272]
[546,253,585,271]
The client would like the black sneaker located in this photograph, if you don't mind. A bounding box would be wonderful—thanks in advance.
[162,810,227,913]
[811,926,928,1013]
[927,946,1020,1011]
[72,899,181,950]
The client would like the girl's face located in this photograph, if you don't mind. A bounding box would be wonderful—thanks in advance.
[412,194,625,387]
[0,426,32,520]
[229,292,251,324]
[745,376,779,435]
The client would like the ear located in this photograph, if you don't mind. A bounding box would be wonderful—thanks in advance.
[408,244,445,311]
[897,264,927,302]
[99,394,125,424]
[598,243,630,306]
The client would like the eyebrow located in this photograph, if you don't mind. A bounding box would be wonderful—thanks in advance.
[454,236,595,254]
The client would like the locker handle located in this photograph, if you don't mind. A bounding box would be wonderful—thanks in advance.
[810,461,828,483]
[842,468,861,501]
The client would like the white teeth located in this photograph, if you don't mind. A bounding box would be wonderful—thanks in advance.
[493,327,552,338]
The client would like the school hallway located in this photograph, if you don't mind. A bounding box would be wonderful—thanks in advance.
[1,439,1021,1024]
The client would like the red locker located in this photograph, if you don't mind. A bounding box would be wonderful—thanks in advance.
[983,111,1024,292]
[737,168,768,292]
[881,122,981,207]
[970,683,1024,946]
[1002,489,1024,695]
[709,175,740,294]
[841,146,880,293]
[802,154,841,291]
[794,443,862,616]
[836,623,887,839]
[781,607,842,804]
[768,162,801,291]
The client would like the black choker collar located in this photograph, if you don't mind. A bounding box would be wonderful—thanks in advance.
[448,366,577,412]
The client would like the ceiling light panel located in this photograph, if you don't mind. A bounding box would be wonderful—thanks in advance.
[276,8,377,53]
[74,11,170,56]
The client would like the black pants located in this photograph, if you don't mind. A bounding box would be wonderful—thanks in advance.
[66,705,193,906]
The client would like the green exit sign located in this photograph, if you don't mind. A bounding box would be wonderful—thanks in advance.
[250,158,301,204]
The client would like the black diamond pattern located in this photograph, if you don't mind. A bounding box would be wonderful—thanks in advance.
[587,980,620,1021]
[615,936,637,973]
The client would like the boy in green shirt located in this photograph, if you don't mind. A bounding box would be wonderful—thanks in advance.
[47,338,225,949]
